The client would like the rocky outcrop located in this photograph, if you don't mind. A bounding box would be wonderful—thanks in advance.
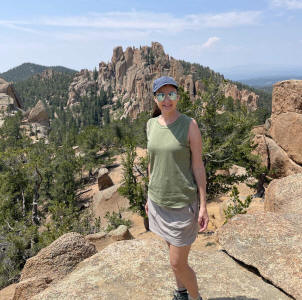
[40,69,55,80]
[252,80,302,178]
[0,78,23,109]
[252,134,269,167]
[97,168,114,191]
[0,78,23,127]
[67,42,259,119]
[92,184,129,227]
[0,79,50,141]
[85,225,133,251]
[67,69,97,107]
[272,80,302,115]
[223,82,259,111]
[253,134,302,177]
[268,112,302,164]
[32,239,290,299]
[20,100,50,141]
[13,232,96,300]
[218,212,302,299]
[264,173,302,214]
[28,100,49,125]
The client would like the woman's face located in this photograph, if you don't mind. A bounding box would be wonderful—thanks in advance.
[154,84,179,114]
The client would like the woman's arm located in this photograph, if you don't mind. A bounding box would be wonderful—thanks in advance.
[145,162,150,215]
[188,118,209,232]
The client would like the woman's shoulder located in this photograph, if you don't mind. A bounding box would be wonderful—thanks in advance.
[146,116,159,133]
[147,116,158,126]
[179,113,194,124]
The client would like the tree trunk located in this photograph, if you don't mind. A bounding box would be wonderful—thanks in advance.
[32,167,42,225]
[21,189,25,217]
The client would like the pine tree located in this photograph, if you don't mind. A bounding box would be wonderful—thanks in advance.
[118,141,149,230]
[177,80,267,200]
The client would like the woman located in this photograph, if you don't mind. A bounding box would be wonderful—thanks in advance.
[145,76,209,300]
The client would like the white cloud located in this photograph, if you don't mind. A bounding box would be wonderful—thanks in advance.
[192,11,262,28]
[0,10,262,36]
[186,37,221,53]
[40,11,262,30]
[53,29,151,42]
[201,37,221,49]
[271,0,302,9]
[0,20,40,33]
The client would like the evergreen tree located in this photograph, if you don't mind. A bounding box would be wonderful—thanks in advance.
[118,141,149,230]
[177,81,267,200]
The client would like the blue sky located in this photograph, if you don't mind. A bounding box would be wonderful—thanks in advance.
[1,0,302,78]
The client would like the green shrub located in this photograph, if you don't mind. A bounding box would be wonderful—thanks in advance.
[224,186,252,223]
[104,211,131,233]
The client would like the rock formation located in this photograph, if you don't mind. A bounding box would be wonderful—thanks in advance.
[271,79,302,115]
[252,80,302,178]
[218,212,302,299]
[85,225,133,251]
[31,239,289,299]
[21,100,50,141]
[39,69,56,80]
[0,78,50,142]
[13,232,96,300]
[223,82,259,111]
[0,77,23,127]
[27,100,49,125]
[97,168,114,191]
[264,173,302,214]
[67,69,96,107]
[67,42,259,119]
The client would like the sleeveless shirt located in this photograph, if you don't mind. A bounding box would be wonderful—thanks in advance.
[146,113,197,208]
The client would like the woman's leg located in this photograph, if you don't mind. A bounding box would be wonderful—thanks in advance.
[166,242,186,290]
[167,242,199,299]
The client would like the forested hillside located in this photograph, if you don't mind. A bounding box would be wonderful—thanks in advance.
[14,71,75,110]
[0,63,76,82]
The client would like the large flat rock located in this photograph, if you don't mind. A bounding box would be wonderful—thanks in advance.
[33,239,290,300]
[218,212,302,299]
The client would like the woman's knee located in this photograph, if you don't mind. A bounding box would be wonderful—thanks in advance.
[170,257,188,273]
[169,244,191,272]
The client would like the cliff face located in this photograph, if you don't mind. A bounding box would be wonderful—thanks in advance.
[0,77,23,126]
[67,42,259,119]
[252,80,302,178]
[223,83,259,111]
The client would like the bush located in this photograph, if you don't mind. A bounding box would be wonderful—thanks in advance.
[104,211,131,233]
[224,186,252,223]
[118,142,149,219]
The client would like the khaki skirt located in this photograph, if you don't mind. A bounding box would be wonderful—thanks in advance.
[147,197,199,247]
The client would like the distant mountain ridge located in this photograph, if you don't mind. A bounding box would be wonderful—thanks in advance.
[238,75,302,88]
[0,63,77,82]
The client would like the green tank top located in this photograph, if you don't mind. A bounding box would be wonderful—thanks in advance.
[147,113,197,208]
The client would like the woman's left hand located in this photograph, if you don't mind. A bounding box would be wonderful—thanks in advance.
[198,206,209,232]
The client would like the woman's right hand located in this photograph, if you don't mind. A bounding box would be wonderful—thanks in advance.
[145,201,149,216]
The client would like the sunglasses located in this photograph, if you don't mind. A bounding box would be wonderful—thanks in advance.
[155,91,178,102]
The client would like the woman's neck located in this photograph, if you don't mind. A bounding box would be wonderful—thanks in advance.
[160,110,180,123]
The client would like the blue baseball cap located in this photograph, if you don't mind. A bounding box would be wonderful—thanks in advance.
[153,76,178,94]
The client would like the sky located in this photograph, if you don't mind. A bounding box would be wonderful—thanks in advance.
[1,0,302,79]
